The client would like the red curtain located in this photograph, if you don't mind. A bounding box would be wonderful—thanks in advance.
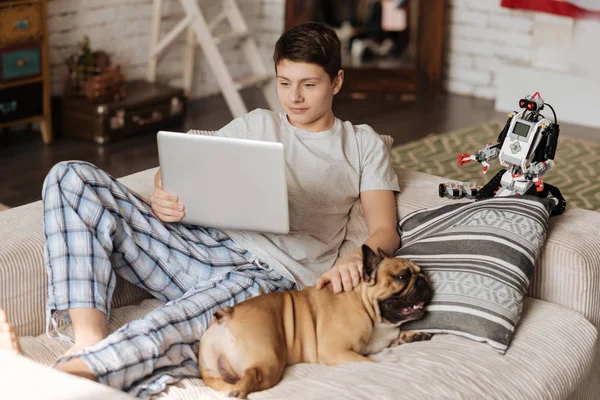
[501,0,600,18]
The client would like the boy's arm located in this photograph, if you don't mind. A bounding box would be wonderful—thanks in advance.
[316,190,399,293]
[359,190,400,255]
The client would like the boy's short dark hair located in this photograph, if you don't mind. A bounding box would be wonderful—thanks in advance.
[273,22,341,82]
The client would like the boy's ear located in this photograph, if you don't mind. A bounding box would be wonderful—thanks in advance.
[362,244,379,283]
[332,69,344,95]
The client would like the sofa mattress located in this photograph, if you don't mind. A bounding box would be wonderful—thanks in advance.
[16,296,596,400]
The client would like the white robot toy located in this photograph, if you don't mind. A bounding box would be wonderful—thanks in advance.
[439,92,566,215]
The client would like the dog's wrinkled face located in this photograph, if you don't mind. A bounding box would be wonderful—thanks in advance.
[361,245,432,324]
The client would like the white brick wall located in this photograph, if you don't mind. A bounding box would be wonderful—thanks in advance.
[47,0,286,98]
[445,0,600,100]
[445,0,535,99]
[48,0,598,102]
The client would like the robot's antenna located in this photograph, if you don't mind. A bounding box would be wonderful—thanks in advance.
[545,103,558,124]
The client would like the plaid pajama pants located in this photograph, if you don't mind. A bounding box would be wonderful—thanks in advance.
[42,161,296,397]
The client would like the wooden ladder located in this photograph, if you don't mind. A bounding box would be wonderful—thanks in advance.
[147,0,281,118]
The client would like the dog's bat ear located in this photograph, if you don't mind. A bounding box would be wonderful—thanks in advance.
[378,247,391,259]
[362,244,379,283]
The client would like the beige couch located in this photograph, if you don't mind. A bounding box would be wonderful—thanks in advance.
[0,166,599,400]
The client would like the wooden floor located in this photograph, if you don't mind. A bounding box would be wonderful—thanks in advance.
[0,90,597,207]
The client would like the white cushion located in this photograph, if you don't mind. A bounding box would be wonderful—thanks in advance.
[18,297,596,400]
[0,353,135,400]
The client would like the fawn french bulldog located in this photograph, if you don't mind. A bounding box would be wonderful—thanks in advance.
[199,245,432,398]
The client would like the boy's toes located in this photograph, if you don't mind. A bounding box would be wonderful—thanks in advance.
[0,310,23,355]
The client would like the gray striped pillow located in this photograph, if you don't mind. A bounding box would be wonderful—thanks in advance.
[397,196,554,354]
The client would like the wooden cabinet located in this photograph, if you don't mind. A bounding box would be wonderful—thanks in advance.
[285,0,447,97]
[0,0,52,144]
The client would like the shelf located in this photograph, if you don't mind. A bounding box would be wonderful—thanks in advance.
[0,0,52,144]
[0,76,44,90]
[0,114,43,129]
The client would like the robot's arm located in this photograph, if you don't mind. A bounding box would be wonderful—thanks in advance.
[479,114,513,161]
[524,124,558,191]
[458,144,499,164]
[544,123,560,159]
[529,100,559,193]
[476,144,501,162]
[457,115,512,174]
[525,159,555,192]
[457,144,500,174]
[527,123,559,178]
[527,159,555,177]
[496,115,512,147]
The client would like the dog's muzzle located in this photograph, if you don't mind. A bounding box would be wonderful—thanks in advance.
[379,275,432,324]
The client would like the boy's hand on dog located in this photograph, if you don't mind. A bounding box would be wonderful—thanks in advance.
[151,171,185,222]
[316,249,363,294]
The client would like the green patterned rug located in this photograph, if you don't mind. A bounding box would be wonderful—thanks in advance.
[389,122,600,212]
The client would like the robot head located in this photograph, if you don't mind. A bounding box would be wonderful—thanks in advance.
[519,92,544,112]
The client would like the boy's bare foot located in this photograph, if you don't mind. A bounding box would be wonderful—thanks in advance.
[64,335,107,356]
[1,309,97,381]
[62,307,109,356]
[0,309,23,355]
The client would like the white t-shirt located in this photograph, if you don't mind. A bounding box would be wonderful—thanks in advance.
[218,109,400,288]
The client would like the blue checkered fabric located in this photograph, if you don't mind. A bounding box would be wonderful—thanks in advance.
[42,161,296,397]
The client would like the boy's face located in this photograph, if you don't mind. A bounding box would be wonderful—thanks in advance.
[276,59,343,132]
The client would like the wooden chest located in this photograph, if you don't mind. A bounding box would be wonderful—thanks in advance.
[62,80,187,144]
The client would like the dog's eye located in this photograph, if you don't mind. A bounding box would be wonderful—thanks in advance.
[397,273,409,280]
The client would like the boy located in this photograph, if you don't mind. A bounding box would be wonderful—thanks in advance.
[0,22,400,396]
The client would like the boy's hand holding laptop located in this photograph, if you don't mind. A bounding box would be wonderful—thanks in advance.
[151,169,186,223]
[155,131,290,234]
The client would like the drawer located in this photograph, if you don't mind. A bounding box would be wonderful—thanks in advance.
[0,3,43,47]
[0,45,41,81]
[0,82,43,123]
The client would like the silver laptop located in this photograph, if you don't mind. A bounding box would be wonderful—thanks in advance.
[157,131,289,234]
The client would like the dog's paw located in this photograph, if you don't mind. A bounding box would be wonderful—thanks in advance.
[228,390,247,399]
[390,330,433,347]
[410,332,433,342]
